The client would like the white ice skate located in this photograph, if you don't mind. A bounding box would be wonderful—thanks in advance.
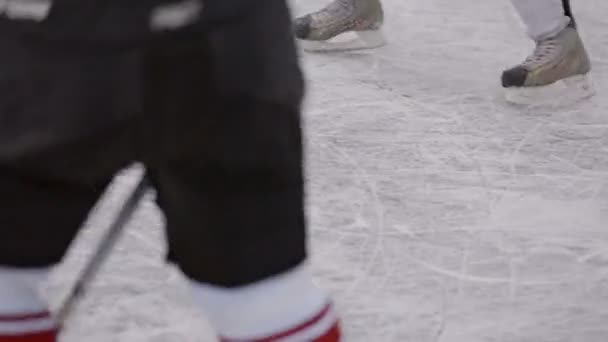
[293,0,386,52]
[502,25,593,105]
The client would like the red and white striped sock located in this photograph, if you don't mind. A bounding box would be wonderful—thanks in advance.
[0,267,56,342]
[190,263,341,342]
[220,303,340,342]
[0,313,57,342]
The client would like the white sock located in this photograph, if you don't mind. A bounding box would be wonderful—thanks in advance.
[189,263,338,341]
[0,267,55,335]
[510,0,571,40]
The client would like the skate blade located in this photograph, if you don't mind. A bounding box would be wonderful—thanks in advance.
[298,30,386,52]
[504,74,595,106]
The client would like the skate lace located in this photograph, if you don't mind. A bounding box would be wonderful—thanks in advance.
[312,0,355,26]
[522,37,561,69]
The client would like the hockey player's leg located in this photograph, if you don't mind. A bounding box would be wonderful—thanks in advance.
[0,28,140,340]
[510,0,571,40]
[0,267,56,342]
[503,0,592,104]
[148,88,341,341]
[151,110,341,341]
[294,0,385,52]
[0,146,128,342]
[143,0,340,340]
[0,166,112,342]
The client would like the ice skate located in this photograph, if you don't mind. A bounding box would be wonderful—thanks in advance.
[293,0,385,52]
[502,24,593,105]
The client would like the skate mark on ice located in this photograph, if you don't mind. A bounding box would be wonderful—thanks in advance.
[320,141,388,299]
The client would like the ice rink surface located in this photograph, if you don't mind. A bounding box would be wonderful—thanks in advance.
[48,1,608,341]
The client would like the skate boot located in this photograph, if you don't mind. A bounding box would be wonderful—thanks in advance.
[502,24,593,104]
[293,0,385,52]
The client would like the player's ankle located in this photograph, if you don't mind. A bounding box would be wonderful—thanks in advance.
[190,263,340,342]
[0,310,56,342]
[0,267,55,342]
[219,304,341,341]
[0,310,57,342]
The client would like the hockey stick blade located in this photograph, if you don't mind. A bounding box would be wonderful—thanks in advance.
[56,174,150,325]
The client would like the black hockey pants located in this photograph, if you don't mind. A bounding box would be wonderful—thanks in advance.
[0,0,307,287]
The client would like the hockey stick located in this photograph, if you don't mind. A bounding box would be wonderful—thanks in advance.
[56,174,150,325]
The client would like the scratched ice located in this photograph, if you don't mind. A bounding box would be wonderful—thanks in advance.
[45,1,608,341]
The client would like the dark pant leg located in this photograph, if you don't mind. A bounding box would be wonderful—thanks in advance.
[0,31,140,268]
[0,142,119,267]
[143,0,307,287]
